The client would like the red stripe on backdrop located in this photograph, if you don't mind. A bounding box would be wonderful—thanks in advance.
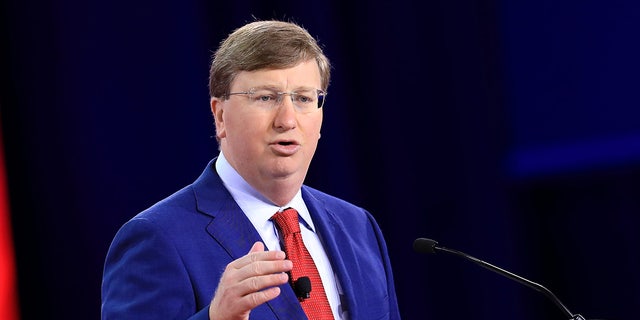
[0,126,19,319]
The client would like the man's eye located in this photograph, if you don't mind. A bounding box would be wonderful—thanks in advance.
[255,94,275,102]
[297,95,312,103]
[295,93,316,104]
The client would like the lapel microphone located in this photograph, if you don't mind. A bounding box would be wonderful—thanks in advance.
[294,276,311,300]
[413,237,593,320]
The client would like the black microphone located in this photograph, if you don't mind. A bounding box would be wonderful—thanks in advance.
[294,276,311,300]
[413,238,586,320]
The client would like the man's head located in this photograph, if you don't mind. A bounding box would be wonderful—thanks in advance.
[208,20,331,206]
[209,20,331,99]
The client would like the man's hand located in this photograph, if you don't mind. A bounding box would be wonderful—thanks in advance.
[209,241,292,320]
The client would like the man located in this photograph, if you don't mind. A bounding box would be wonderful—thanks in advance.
[101,19,401,320]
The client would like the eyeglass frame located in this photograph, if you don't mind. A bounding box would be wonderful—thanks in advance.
[222,87,327,112]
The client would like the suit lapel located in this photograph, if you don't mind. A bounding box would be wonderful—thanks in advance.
[191,159,307,319]
[303,188,361,319]
[192,160,260,259]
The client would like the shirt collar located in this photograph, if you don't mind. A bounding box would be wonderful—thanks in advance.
[215,152,316,232]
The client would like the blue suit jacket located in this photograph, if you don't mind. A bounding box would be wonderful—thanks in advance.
[102,159,401,319]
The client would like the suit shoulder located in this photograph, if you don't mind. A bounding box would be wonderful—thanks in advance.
[302,185,364,210]
[129,184,200,227]
[301,185,378,228]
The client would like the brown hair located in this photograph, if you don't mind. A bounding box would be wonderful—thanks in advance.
[208,20,331,98]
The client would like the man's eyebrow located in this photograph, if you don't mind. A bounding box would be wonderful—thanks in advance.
[250,85,280,91]
[251,85,317,92]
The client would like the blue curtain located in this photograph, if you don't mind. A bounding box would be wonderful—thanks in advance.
[1,0,638,319]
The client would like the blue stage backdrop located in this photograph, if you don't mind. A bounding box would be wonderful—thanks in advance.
[1,0,638,319]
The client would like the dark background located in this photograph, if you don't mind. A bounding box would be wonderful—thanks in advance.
[1,0,639,319]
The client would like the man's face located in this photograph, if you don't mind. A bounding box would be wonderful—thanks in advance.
[211,59,324,192]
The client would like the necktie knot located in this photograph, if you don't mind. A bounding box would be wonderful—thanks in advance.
[271,207,301,235]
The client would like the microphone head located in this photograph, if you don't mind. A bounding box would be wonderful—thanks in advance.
[294,276,311,299]
[413,238,438,254]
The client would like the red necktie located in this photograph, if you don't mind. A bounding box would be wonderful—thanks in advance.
[271,208,333,319]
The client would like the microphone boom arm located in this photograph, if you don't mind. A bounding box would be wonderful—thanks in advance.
[435,245,584,320]
[413,238,586,320]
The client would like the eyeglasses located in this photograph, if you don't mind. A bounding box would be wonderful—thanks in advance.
[224,88,327,113]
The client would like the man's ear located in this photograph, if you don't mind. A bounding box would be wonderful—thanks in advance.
[210,97,226,139]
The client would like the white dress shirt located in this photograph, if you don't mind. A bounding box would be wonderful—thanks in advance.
[215,152,343,319]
